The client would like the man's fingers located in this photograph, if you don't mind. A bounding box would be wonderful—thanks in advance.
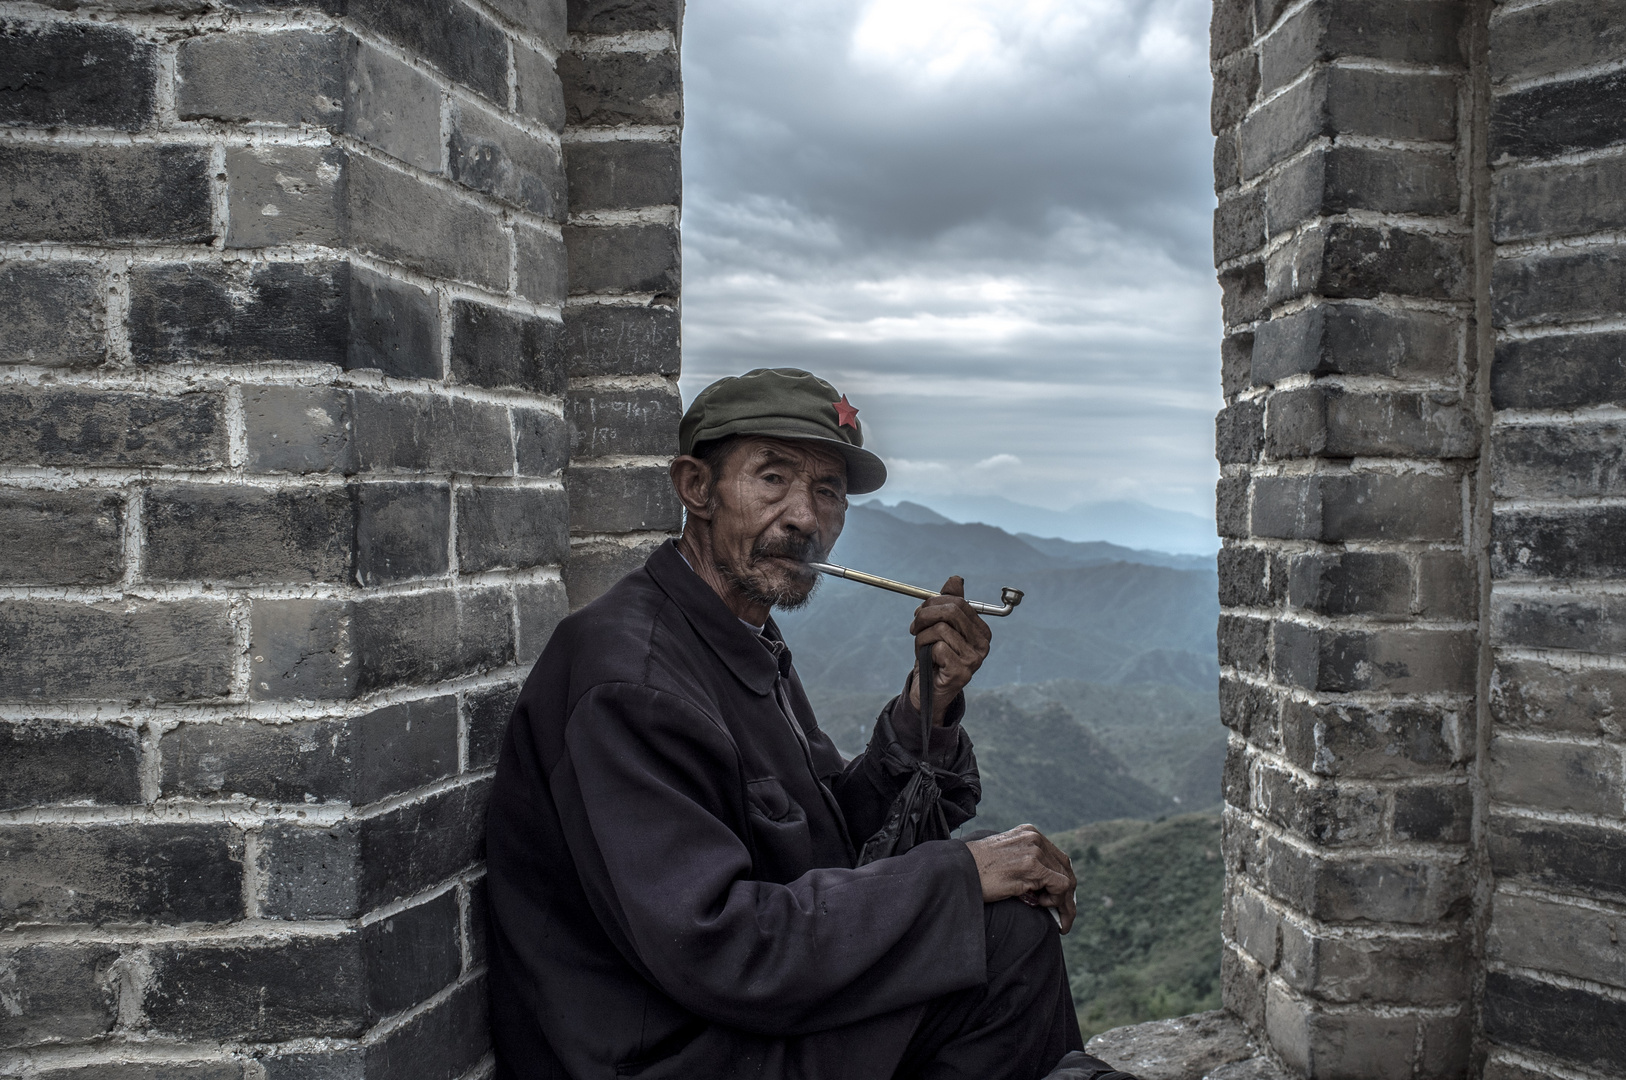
[910,599,990,647]
[940,575,965,598]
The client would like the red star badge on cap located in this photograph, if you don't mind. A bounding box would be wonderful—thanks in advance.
[834,394,860,429]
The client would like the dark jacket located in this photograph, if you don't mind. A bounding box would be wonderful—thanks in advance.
[486,541,988,1080]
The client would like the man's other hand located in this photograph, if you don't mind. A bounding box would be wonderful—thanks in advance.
[965,824,1077,934]
[908,576,992,724]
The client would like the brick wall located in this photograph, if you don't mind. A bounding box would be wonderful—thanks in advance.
[0,0,681,1076]
[1213,0,1626,1078]
[1480,1,1626,1077]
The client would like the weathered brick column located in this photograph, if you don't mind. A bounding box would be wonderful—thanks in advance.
[0,1,680,1076]
[1480,4,1626,1077]
[1213,0,1481,1075]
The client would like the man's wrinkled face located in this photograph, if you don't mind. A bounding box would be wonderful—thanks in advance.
[707,437,849,610]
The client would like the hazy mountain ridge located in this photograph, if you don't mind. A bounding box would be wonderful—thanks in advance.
[860,494,1220,555]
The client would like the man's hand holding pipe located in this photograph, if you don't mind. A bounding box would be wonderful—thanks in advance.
[908,576,992,725]
[966,825,1078,933]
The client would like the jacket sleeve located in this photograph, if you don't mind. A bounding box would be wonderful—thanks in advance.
[551,681,987,1036]
[827,677,981,849]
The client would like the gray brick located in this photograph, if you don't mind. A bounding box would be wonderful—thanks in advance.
[1490,656,1626,740]
[1251,472,1463,542]
[1253,303,1458,385]
[1493,507,1626,581]
[0,599,232,702]
[348,156,509,289]
[464,875,490,968]
[1221,332,1253,397]
[1492,590,1626,655]
[1490,815,1626,903]
[0,720,141,810]
[1266,986,1433,1079]
[1258,833,1470,923]
[1488,891,1626,991]
[514,42,567,132]
[0,144,211,243]
[1265,386,1476,459]
[1494,156,1626,243]
[565,535,661,609]
[1240,68,1457,179]
[225,145,346,249]
[347,266,442,380]
[1267,146,1459,232]
[564,301,680,376]
[0,260,104,368]
[1224,888,1279,971]
[1484,971,1626,1072]
[0,489,122,586]
[1286,550,1412,617]
[257,822,360,919]
[450,301,566,393]
[1216,398,1264,464]
[1253,0,1297,37]
[176,29,344,125]
[1272,621,1477,693]
[516,579,568,665]
[1490,0,1626,86]
[516,222,569,305]
[0,20,157,130]
[128,261,348,368]
[1220,674,1281,750]
[1212,0,1253,61]
[145,937,365,1041]
[1216,475,1249,538]
[560,49,682,127]
[1219,613,1271,674]
[449,100,565,218]
[1250,761,1385,845]
[1218,260,1266,325]
[1221,945,1266,1033]
[568,0,681,33]
[568,386,680,457]
[1214,128,1241,195]
[456,486,569,572]
[362,890,461,1017]
[1492,332,1626,411]
[250,588,512,701]
[1259,0,1462,96]
[354,482,453,584]
[565,223,681,295]
[349,0,508,102]
[0,944,121,1048]
[162,700,458,806]
[0,823,242,927]
[567,140,681,213]
[1267,222,1469,305]
[361,970,488,1080]
[243,385,356,475]
[1493,247,1626,329]
[1214,188,1265,266]
[1211,49,1260,135]
[1277,925,1470,1005]
[1491,70,1626,162]
[485,0,566,45]
[1392,783,1471,843]
[144,484,354,585]
[1489,734,1623,818]
[357,779,490,908]
[350,389,516,476]
[1413,551,1478,621]
[466,681,521,769]
[344,40,442,173]
[565,463,681,534]
[514,407,571,477]
[1280,698,1467,778]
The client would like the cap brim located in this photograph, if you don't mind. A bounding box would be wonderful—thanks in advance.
[693,418,887,494]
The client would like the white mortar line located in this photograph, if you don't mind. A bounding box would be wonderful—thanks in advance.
[1492,55,1626,98]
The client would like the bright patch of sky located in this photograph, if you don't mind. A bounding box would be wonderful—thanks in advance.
[679,0,1220,521]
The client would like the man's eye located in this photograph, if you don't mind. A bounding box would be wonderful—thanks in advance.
[761,472,784,484]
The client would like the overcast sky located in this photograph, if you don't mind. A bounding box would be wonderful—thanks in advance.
[678,0,1220,520]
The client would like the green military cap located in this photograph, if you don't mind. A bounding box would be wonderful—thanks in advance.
[679,368,888,494]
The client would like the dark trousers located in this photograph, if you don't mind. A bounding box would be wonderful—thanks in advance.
[892,898,1085,1080]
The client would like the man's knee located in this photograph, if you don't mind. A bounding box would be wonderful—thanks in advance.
[983,897,1062,975]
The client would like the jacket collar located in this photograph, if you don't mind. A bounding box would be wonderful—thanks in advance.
[645,540,780,696]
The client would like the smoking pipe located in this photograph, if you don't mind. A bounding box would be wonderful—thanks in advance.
[807,561,1025,616]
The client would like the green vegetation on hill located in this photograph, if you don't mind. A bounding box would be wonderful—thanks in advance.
[1052,813,1225,1038]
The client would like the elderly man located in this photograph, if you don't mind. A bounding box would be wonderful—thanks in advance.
[486,369,1130,1080]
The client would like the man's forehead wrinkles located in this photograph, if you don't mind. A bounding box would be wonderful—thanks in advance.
[742,439,845,477]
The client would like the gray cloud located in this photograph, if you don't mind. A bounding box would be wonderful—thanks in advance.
[680,0,1222,524]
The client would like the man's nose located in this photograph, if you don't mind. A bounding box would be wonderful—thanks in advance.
[779,482,820,533]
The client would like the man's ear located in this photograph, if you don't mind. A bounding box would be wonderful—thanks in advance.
[669,456,715,519]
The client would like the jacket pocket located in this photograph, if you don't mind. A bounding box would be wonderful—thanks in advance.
[744,776,812,883]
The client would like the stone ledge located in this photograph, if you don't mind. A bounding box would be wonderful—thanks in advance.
[1085,1010,1293,1080]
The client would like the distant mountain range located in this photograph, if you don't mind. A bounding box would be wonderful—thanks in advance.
[860,495,1220,556]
